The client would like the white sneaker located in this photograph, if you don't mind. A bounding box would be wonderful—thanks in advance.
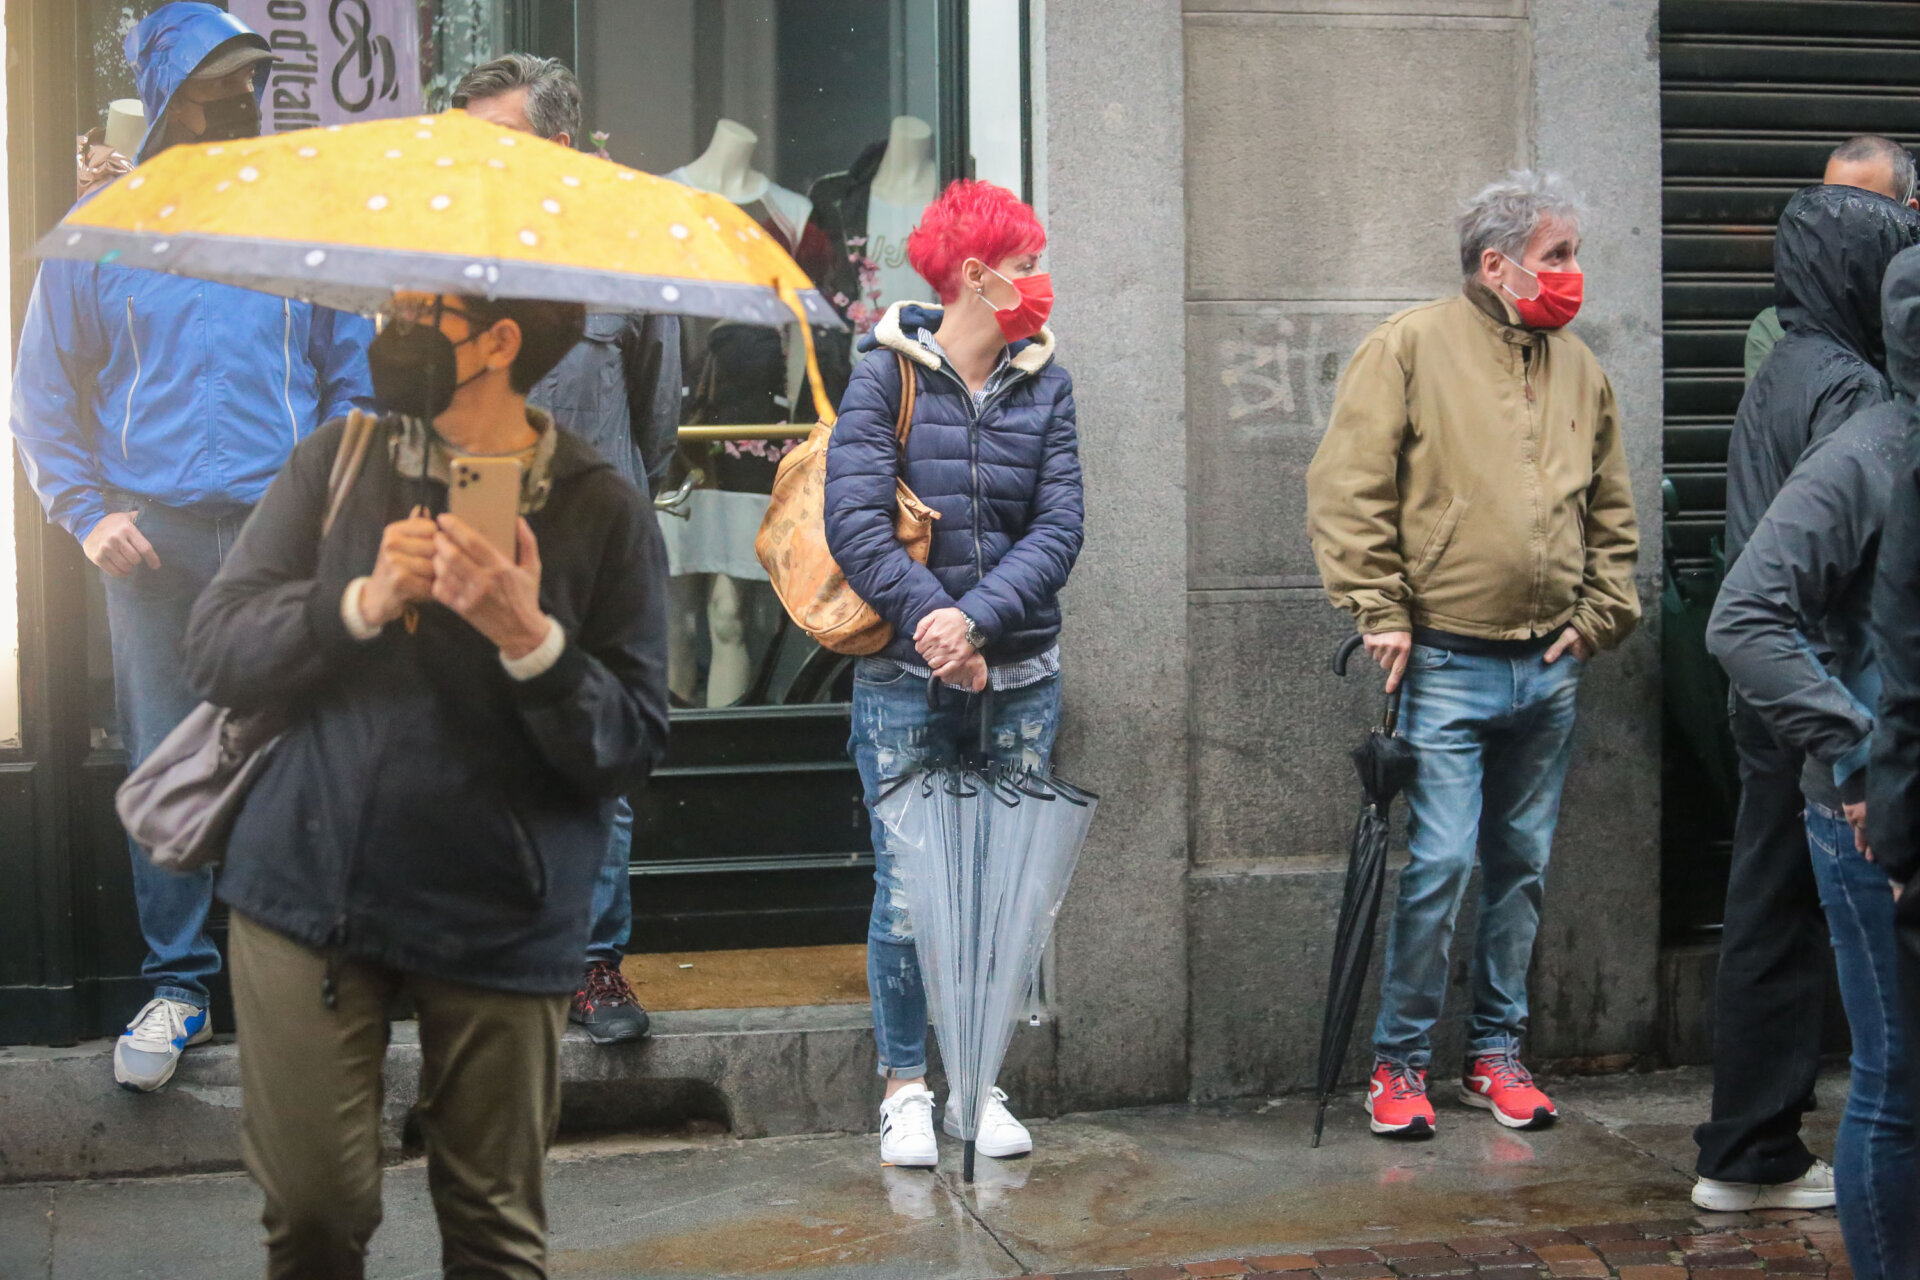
[878,1082,938,1168]
[1691,1159,1837,1211]
[943,1086,1033,1158]
[113,998,211,1093]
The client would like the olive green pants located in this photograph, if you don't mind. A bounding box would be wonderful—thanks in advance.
[229,912,569,1280]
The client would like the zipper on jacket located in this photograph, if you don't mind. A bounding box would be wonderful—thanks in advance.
[121,296,143,460]
[281,300,299,446]
[925,358,1027,592]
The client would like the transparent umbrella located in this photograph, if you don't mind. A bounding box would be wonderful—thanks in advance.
[875,680,1098,1182]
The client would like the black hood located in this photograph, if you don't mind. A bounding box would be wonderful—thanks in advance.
[1774,184,1920,370]
[1883,245,1920,400]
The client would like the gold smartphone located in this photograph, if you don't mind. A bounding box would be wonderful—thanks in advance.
[448,457,522,558]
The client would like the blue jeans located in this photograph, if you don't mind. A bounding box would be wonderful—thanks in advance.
[100,495,253,1009]
[1806,803,1917,1280]
[1372,644,1582,1069]
[849,660,1062,1079]
[583,798,636,967]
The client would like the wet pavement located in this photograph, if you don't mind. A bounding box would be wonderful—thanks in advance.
[0,1065,1846,1280]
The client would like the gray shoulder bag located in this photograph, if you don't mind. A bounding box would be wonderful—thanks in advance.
[115,411,381,872]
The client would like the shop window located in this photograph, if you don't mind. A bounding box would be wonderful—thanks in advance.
[66,0,996,747]
[432,0,969,710]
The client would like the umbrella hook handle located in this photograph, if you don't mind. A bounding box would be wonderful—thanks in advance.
[1333,634,1405,735]
[928,676,995,766]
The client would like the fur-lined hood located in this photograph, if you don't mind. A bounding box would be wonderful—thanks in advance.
[860,301,1057,376]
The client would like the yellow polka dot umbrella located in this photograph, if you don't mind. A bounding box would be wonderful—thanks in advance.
[37,110,844,414]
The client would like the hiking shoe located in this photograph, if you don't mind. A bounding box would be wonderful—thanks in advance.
[1366,1061,1435,1137]
[1692,1159,1837,1211]
[114,998,211,1092]
[943,1086,1033,1158]
[568,961,651,1045]
[879,1082,939,1167]
[1460,1048,1558,1129]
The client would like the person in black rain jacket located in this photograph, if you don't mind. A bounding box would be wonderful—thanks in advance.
[1867,280,1920,1249]
[1694,184,1920,1212]
[1707,249,1920,1270]
[183,291,669,1275]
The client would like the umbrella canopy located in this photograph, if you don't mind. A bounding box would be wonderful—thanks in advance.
[37,110,844,333]
[1312,636,1418,1148]
[875,685,1098,1182]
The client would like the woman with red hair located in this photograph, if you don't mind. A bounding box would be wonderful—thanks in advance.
[825,180,1084,1169]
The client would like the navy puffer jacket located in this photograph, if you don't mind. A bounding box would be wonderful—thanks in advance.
[824,302,1084,665]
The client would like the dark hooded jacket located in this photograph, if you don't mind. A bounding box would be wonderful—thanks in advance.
[1708,248,1920,811]
[1723,185,1920,569]
[1868,250,1920,886]
[185,415,670,994]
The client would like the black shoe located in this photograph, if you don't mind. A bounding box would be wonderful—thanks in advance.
[569,960,651,1045]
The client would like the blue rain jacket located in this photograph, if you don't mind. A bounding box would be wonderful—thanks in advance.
[11,3,372,542]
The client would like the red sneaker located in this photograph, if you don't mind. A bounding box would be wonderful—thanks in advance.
[1460,1049,1557,1129]
[1365,1062,1436,1138]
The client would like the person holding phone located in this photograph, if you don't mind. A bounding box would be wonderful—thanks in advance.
[182,291,669,1274]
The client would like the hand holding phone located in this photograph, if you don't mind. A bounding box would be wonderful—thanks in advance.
[432,513,549,660]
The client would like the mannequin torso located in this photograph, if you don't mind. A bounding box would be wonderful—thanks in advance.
[676,119,763,206]
[868,116,937,208]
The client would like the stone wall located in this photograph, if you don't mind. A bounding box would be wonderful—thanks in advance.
[1042,0,1193,1109]
[1181,0,1664,1100]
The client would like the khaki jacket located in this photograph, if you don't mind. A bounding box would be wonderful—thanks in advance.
[1305,285,1641,649]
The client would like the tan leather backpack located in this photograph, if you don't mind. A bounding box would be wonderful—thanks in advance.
[756,353,939,655]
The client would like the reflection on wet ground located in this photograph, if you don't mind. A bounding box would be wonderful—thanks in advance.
[0,1065,1847,1280]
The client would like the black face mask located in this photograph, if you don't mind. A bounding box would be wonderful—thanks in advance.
[368,318,488,421]
[195,93,260,143]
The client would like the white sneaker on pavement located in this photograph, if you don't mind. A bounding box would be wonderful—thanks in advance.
[879,1082,939,1168]
[1691,1159,1837,1211]
[113,997,211,1093]
[943,1086,1033,1158]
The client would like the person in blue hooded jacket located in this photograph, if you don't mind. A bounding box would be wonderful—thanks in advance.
[10,2,373,1093]
[824,179,1083,1170]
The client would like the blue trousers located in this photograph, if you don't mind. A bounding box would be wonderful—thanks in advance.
[1372,644,1582,1069]
[848,660,1062,1079]
[100,495,253,1009]
[583,798,635,967]
[1806,803,1916,1280]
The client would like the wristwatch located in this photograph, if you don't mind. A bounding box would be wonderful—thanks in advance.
[962,614,987,652]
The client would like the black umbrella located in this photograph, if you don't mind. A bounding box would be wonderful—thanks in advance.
[1311,635,1419,1148]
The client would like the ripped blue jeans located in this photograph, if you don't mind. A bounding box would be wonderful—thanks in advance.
[849,659,1062,1079]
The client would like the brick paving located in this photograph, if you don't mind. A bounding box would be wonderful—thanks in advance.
[990,1210,1846,1280]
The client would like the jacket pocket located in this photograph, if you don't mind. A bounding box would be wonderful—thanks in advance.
[506,805,548,902]
[1408,497,1468,587]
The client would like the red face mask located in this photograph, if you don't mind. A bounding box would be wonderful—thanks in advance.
[1500,255,1583,329]
[979,266,1053,343]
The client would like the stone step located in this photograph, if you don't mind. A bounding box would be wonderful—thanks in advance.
[0,1004,1060,1184]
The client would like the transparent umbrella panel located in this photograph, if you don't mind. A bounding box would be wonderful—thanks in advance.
[876,765,1097,1181]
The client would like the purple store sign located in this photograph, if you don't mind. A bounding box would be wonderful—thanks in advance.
[230,0,424,132]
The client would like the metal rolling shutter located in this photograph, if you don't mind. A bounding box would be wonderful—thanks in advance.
[1661,0,1920,570]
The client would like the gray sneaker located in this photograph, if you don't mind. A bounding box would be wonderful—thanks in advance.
[113,998,211,1093]
[1692,1159,1837,1211]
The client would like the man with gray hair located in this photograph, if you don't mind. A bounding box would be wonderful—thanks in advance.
[456,52,682,1047]
[1744,135,1919,380]
[1307,170,1640,1139]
